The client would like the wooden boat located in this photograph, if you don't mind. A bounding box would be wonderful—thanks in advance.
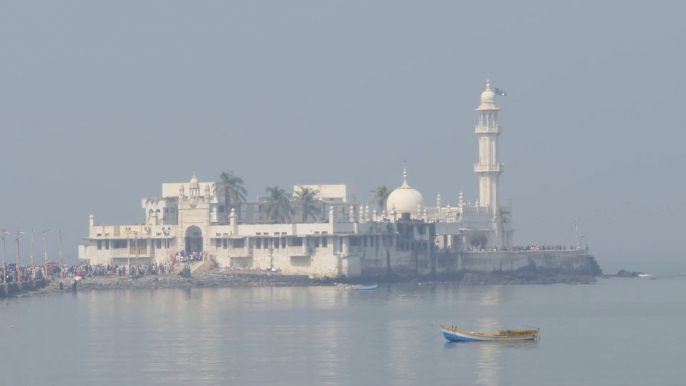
[440,325,539,342]
[354,284,377,290]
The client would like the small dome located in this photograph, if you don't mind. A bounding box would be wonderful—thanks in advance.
[386,167,424,215]
[480,79,495,103]
[189,172,199,188]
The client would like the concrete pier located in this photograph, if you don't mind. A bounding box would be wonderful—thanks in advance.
[0,279,48,298]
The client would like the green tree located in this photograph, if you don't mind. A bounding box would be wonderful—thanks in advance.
[293,186,321,223]
[370,186,391,213]
[469,232,489,250]
[213,171,248,223]
[260,185,294,223]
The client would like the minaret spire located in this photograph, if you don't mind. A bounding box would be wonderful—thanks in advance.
[475,79,503,217]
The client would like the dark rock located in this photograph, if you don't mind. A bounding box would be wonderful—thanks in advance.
[615,269,643,278]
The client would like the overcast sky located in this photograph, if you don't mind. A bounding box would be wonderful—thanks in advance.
[1,1,684,274]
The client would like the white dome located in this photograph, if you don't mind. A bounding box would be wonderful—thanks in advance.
[480,79,495,103]
[189,172,199,188]
[386,168,424,215]
[481,89,495,103]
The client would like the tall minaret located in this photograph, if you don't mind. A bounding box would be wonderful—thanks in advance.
[474,80,503,218]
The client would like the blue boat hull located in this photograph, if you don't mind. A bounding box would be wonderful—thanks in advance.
[442,331,484,342]
[441,326,538,342]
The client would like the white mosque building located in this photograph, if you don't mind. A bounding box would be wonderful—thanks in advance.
[79,81,514,277]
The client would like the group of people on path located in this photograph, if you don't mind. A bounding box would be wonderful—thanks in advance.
[174,250,207,264]
[1,265,49,284]
[464,245,587,252]
[2,250,207,286]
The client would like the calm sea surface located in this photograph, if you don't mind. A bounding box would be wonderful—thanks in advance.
[1,277,685,386]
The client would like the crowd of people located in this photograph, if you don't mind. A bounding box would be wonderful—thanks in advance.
[174,250,207,264]
[1,258,198,284]
[1,265,46,283]
[69,262,176,277]
[464,245,587,252]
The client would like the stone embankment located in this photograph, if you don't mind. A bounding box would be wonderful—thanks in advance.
[1,259,604,298]
[457,271,596,285]
[1,270,327,298]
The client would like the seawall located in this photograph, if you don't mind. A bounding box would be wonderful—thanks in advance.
[358,250,602,279]
[0,279,48,298]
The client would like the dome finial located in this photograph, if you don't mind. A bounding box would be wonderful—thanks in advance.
[401,162,410,188]
[486,79,491,90]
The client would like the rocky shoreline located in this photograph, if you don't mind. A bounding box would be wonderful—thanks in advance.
[0,269,605,299]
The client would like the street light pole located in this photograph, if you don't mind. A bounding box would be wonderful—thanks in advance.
[15,231,25,282]
[42,230,51,279]
[31,230,36,280]
[59,230,64,271]
[126,230,140,276]
[136,232,139,274]
[1,229,9,284]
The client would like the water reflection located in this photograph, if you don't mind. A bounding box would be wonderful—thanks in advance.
[5,284,554,386]
[387,318,420,382]
[480,286,502,306]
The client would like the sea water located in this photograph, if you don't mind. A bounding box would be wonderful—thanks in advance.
[1,277,685,386]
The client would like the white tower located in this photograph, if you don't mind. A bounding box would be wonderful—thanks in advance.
[474,80,503,218]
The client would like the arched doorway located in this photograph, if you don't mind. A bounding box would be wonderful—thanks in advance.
[185,226,203,253]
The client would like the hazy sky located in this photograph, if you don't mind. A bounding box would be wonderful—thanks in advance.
[1,1,684,274]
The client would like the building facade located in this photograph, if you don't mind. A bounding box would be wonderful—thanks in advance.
[79,81,514,277]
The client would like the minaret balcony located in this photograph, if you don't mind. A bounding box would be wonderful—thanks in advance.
[474,163,503,173]
[475,125,501,134]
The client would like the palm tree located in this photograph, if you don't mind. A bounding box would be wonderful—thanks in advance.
[293,187,321,223]
[370,186,391,213]
[213,171,248,223]
[496,208,510,247]
[260,186,294,223]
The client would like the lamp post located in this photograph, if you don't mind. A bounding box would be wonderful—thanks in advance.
[15,231,25,282]
[1,229,9,284]
[59,230,64,271]
[31,230,37,281]
[126,230,140,276]
[42,229,52,279]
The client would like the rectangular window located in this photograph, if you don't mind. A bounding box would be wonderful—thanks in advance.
[216,239,222,248]
[314,238,320,248]
[274,239,279,249]
[256,239,262,248]
[322,237,328,248]
[105,240,110,250]
[234,239,245,248]
[291,238,302,247]
[363,236,368,247]
[156,239,162,249]
[113,240,127,249]
[97,240,102,250]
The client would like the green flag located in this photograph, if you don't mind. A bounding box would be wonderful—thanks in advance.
[495,88,506,96]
